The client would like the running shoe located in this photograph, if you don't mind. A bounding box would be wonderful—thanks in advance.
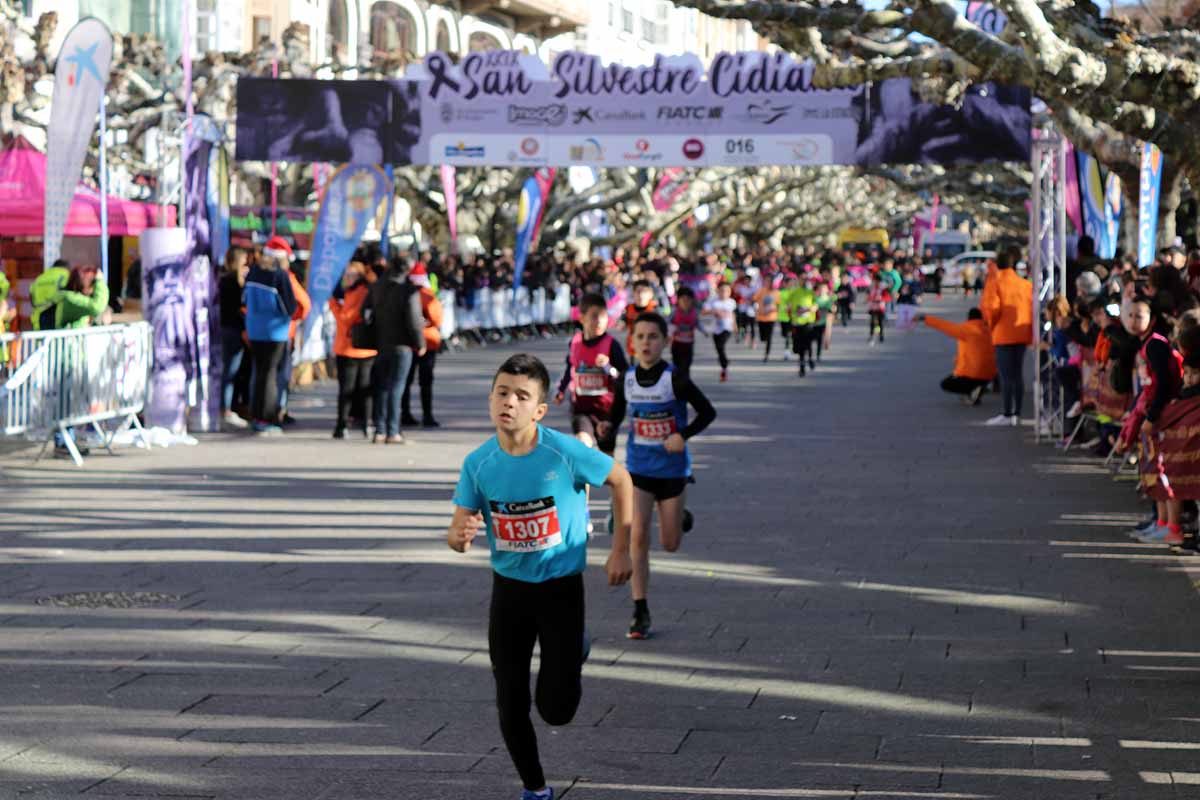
[1138,524,1171,544]
[1066,401,1083,419]
[682,509,694,533]
[252,421,283,436]
[1166,529,1186,547]
[401,413,420,427]
[521,789,553,800]
[719,370,728,383]
[1126,516,1159,539]
[422,418,441,428]
[332,426,346,439]
[627,606,652,640]
[984,414,1012,427]
[222,411,248,430]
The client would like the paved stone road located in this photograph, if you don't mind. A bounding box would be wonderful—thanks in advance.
[3,294,1200,799]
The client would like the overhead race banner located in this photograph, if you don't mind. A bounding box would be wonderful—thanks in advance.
[234,51,1031,168]
[235,78,420,165]
[304,164,392,336]
[1138,143,1164,268]
[45,18,114,268]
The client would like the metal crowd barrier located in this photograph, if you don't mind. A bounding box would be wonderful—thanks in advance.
[438,285,573,339]
[1,323,151,466]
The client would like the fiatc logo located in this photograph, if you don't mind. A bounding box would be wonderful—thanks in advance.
[623,138,662,162]
[444,142,485,159]
[682,138,705,161]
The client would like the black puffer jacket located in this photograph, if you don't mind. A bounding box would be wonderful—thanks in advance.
[369,270,424,352]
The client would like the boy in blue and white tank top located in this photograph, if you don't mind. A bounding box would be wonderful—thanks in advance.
[610,312,717,640]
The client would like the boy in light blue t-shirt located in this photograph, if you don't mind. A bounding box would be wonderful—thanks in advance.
[447,353,634,800]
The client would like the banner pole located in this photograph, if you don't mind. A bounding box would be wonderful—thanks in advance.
[270,58,279,237]
[98,93,109,277]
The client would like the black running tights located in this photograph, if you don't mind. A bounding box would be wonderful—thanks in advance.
[712,331,731,370]
[490,571,585,791]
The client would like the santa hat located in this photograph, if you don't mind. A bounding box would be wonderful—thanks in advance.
[409,262,430,287]
[263,236,293,262]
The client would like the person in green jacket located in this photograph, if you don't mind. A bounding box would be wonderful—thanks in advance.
[777,273,798,361]
[787,280,818,376]
[55,265,110,329]
[0,269,11,364]
[30,264,70,330]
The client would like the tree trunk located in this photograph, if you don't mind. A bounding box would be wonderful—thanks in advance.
[1157,164,1184,249]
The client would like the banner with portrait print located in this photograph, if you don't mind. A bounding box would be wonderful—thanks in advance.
[234,50,1031,169]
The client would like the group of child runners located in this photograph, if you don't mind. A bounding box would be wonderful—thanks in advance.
[440,258,924,800]
[446,292,718,800]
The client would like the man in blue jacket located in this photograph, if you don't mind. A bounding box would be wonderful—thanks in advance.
[243,237,297,435]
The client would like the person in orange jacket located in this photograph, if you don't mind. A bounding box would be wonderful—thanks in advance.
[980,247,1033,426]
[401,263,445,428]
[329,261,377,439]
[276,261,312,426]
[919,307,997,405]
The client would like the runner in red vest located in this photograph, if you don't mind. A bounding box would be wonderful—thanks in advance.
[555,292,630,533]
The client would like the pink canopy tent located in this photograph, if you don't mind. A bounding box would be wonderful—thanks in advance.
[0,137,174,237]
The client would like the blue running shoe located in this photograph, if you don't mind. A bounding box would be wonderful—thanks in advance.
[522,789,553,800]
[1138,524,1171,543]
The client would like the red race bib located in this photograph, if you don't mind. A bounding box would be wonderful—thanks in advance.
[489,497,563,552]
[575,367,608,397]
[632,411,677,446]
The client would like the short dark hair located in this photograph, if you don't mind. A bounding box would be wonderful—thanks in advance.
[633,280,652,291]
[967,308,983,321]
[493,354,550,402]
[579,292,607,314]
[676,286,695,300]
[632,311,668,337]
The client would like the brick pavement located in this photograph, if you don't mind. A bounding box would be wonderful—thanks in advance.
[2,294,1200,799]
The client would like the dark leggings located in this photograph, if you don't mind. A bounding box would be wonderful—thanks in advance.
[869,311,886,341]
[713,331,731,370]
[757,320,775,358]
[791,323,811,357]
[490,571,585,791]
[995,344,1027,417]
[336,355,375,430]
[402,348,437,420]
[671,342,694,378]
[249,340,288,422]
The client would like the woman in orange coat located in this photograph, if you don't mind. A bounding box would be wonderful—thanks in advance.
[329,262,377,438]
[980,247,1033,425]
[402,263,445,428]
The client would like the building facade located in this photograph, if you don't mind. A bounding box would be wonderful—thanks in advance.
[32,0,759,70]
